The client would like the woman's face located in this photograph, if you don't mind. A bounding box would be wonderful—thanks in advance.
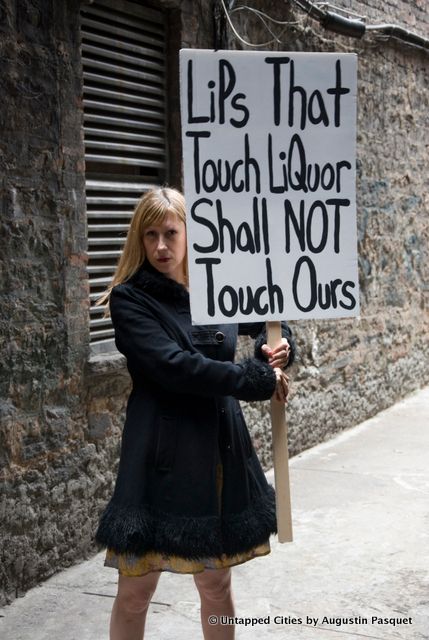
[143,212,187,284]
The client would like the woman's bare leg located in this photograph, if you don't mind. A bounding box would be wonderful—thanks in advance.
[110,571,161,640]
[193,567,235,639]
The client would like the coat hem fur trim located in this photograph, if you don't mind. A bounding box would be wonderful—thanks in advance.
[95,485,277,559]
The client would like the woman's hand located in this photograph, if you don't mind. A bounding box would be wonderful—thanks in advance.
[261,338,291,369]
[273,367,290,403]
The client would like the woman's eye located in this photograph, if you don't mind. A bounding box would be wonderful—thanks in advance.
[167,229,177,236]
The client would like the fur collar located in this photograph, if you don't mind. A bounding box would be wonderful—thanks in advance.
[129,260,189,303]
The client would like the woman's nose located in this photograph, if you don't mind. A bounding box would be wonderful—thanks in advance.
[157,236,167,250]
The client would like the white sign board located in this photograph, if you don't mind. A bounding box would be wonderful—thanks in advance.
[180,49,359,324]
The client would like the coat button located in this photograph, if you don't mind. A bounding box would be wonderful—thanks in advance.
[215,331,225,343]
[220,407,225,414]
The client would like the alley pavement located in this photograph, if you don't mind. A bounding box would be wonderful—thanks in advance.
[1,387,428,640]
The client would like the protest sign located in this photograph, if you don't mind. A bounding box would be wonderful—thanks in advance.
[180,50,359,325]
[180,50,359,542]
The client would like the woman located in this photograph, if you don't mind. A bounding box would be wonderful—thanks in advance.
[95,187,295,640]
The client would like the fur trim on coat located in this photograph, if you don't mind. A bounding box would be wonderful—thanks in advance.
[96,485,277,559]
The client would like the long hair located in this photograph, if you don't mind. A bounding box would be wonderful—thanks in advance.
[96,187,187,313]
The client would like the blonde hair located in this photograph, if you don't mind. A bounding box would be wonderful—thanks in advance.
[96,187,187,313]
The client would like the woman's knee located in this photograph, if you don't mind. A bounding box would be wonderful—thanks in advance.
[193,568,232,602]
[115,571,161,615]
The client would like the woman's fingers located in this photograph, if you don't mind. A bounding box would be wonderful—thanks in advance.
[275,368,281,401]
[262,338,291,373]
[279,372,289,402]
[264,338,290,368]
[273,368,290,403]
[282,373,290,401]
[261,344,273,359]
[270,355,290,368]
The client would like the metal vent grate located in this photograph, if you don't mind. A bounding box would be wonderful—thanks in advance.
[81,0,168,351]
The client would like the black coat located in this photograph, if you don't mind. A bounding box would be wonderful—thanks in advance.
[95,263,295,559]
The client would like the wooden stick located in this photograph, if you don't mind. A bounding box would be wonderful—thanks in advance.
[267,320,293,543]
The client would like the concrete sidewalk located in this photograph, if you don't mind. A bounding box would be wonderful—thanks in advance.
[1,387,428,640]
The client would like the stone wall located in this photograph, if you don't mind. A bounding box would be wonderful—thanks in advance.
[0,0,91,605]
[225,0,429,461]
[0,0,427,605]
[0,0,212,606]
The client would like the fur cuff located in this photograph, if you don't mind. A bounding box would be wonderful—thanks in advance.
[237,358,276,401]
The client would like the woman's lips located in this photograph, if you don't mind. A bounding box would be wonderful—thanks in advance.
[157,257,170,263]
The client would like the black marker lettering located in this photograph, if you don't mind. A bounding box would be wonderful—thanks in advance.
[318,282,331,310]
[264,56,290,126]
[285,198,349,254]
[218,60,236,125]
[195,257,221,317]
[253,286,269,315]
[261,198,270,255]
[244,134,261,193]
[236,221,256,254]
[187,60,210,124]
[288,134,307,192]
[268,133,352,193]
[330,279,342,308]
[325,198,350,253]
[284,200,305,253]
[191,198,218,253]
[320,164,335,190]
[230,93,250,128]
[268,134,285,193]
[292,257,357,313]
[202,160,219,193]
[340,281,357,309]
[307,164,321,192]
[306,201,328,254]
[327,60,350,127]
[334,161,352,193]
[216,199,236,254]
[208,80,216,122]
[185,130,211,194]
[288,60,307,130]
[219,286,238,317]
[293,256,317,312]
[266,257,284,313]
[308,89,329,126]
[231,160,244,192]
[253,198,261,254]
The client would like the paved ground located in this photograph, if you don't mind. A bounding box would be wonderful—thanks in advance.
[1,387,428,640]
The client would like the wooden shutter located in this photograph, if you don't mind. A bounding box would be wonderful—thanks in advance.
[80,0,168,352]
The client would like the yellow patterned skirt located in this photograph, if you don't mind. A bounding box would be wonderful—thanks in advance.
[104,462,271,577]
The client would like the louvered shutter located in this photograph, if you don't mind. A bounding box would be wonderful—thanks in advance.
[80,0,168,353]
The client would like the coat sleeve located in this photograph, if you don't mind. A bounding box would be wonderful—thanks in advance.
[238,322,296,368]
[110,286,276,402]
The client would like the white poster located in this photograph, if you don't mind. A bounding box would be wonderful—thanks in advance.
[180,49,359,324]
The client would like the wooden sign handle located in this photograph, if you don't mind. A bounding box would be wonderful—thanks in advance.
[266,321,293,543]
